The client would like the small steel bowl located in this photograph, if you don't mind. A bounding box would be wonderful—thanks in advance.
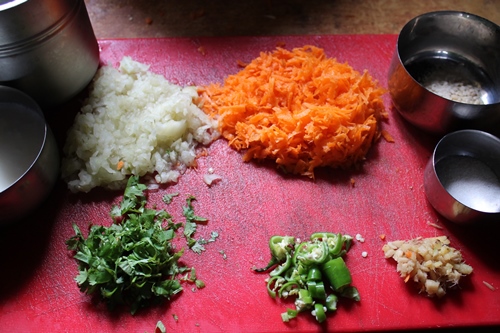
[388,11,500,136]
[424,130,500,224]
[0,86,60,225]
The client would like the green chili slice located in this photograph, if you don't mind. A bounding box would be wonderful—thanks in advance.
[322,257,352,291]
[270,236,295,261]
[307,280,326,301]
[310,232,337,241]
[340,285,360,301]
[270,253,292,277]
[307,266,322,281]
[254,236,295,272]
[313,303,327,323]
[325,294,338,311]
[278,280,299,298]
[253,257,279,273]
[266,276,282,298]
[292,242,308,265]
[328,233,344,257]
[298,288,313,306]
[294,240,329,266]
[310,232,343,257]
[281,308,298,322]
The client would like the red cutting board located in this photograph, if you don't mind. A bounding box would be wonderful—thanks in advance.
[1,36,499,333]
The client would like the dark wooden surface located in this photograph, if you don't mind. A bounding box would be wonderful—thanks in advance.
[84,0,500,38]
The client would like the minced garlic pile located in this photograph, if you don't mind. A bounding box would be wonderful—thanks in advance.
[382,236,473,298]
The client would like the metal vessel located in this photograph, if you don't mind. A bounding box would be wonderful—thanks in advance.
[0,0,99,108]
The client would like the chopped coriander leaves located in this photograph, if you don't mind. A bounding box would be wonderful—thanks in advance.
[66,176,214,315]
[162,192,179,204]
[182,195,211,252]
[190,231,219,254]
[195,279,206,289]
[219,250,227,260]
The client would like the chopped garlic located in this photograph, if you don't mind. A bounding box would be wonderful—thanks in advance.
[382,236,472,297]
[355,233,365,243]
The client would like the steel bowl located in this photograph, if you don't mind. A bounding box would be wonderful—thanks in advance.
[0,86,60,224]
[0,0,99,109]
[388,11,500,136]
[424,129,500,224]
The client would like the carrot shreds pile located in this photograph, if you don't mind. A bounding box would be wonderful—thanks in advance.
[200,45,387,177]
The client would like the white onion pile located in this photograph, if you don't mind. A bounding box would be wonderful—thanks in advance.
[62,57,219,193]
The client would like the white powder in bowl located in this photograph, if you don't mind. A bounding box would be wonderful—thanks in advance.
[61,57,219,193]
[422,69,486,105]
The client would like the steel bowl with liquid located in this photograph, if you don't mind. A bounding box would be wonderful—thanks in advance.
[388,11,500,136]
[0,86,60,224]
[0,0,99,108]
[424,130,500,224]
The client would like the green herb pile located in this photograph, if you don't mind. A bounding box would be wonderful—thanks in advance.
[66,176,210,314]
[254,233,359,323]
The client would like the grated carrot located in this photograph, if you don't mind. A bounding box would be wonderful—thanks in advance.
[197,46,206,56]
[381,129,395,143]
[200,45,387,177]
[236,59,248,68]
[276,41,286,48]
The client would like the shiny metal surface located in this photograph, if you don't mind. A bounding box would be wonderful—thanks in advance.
[0,0,99,108]
[388,11,500,136]
[424,130,500,224]
[0,86,60,224]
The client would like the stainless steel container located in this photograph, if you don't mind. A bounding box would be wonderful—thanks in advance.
[0,0,99,108]
[0,85,60,224]
[388,11,500,136]
[424,130,500,224]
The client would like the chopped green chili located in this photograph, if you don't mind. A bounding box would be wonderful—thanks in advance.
[270,253,292,277]
[254,232,359,324]
[254,236,295,272]
[278,280,300,298]
[293,240,329,266]
[322,257,352,291]
[306,280,326,301]
[340,285,361,301]
[281,308,298,322]
[325,293,338,311]
[266,276,282,298]
[307,266,322,281]
[297,289,313,306]
[313,303,327,323]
